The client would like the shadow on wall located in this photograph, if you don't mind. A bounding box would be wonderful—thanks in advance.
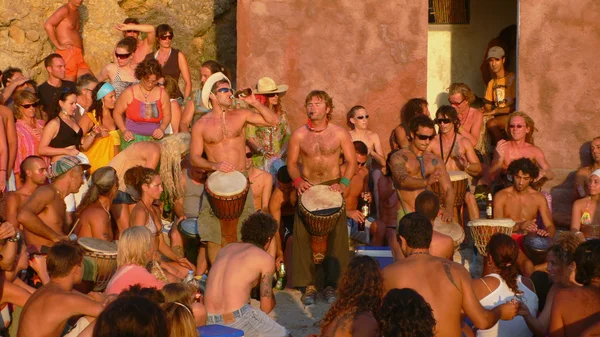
[214,0,237,88]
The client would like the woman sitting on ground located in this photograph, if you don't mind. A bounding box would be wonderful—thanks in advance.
[318,255,382,337]
[161,282,206,327]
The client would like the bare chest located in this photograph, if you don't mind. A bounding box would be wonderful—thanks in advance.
[403,153,439,178]
[299,131,340,157]
[201,116,245,145]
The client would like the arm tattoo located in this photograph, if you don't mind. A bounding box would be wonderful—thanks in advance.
[391,153,410,185]
[442,261,461,293]
[260,273,273,298]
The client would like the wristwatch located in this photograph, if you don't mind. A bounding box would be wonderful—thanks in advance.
[7,232,20,242]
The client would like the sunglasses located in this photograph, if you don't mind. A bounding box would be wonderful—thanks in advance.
[157,83,165,87]
[115,52,132,59]
[355,115,369,120]
[125,30,137,34]
[245,152,253,159]
[415,133,435,141]
[21,102,39,109]
[265,93,279,98]
[509,124,525,129]
[435,118,451,125]
[159,35,173,40]
[357,161,367,167]
[448,98,465,106]
[217,87,232,93]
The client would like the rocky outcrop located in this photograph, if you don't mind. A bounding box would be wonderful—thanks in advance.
[0,0,236,89]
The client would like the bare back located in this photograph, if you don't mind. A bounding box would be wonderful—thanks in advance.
[76,205,113,241]
[108,141,160,191]
[204,243,274,314]
[550,286,600,337]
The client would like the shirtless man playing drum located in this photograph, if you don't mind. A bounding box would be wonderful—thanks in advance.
[493,157,555,276]
[382,212,518,337]
[488,112,553,189]
[287,90,357,305]
[204,213,288,336]
[389,114,455,223]
[428,105,482,221]
[18,156,89,251]
[190,72,278,263]
[44,0,92,81]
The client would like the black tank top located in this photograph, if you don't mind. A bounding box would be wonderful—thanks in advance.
[49,117,83,149]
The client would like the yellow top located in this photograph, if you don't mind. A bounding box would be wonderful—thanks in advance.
[83,112,121,173]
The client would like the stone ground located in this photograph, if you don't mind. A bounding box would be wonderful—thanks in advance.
[249,243,484,337]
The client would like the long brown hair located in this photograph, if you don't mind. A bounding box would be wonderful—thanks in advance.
[487,233,520,294]
[320,255,383,333]
[76,167,118,217]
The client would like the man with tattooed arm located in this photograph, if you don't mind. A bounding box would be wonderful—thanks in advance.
[382,212,519,337]
[389,115,455,222]
[204,213,289,336]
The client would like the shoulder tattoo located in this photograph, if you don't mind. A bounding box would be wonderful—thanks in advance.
[260,273,273,298]
[391,153,410,184]
[432,158,439,166]
[442,261,461,293]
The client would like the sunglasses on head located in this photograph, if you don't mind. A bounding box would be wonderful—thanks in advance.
[21,102,39,109]
[415,133,435,141]
[217,87,232,93]
[159,35,173,40]
[509,124,525,129]
[356,115,369,120]
[115,52,132,59]
[245,152,253,159]
[435,118,452,125]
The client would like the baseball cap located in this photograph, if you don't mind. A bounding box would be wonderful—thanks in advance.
[47,155,91,179]
[487,46,505,60]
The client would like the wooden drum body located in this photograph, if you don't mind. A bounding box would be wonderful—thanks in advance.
[299,185,345,264]
[431,170,469,208]
[434,218,465,251]
[205,171,249,246]
[467,219,515,256]
[78,237,118,291]
[523,234,553,265]
[178,217,200,262]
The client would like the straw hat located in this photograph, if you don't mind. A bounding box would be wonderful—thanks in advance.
[201,72,231,110]
[254,77,288,95]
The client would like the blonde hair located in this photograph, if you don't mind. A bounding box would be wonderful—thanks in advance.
[161,283,195,307]
[117,226,153,268]
[159,133,191,201]
[506,111,537,144]
[13,90,40,119]
[448,83,476,104]
[161,302,198,337]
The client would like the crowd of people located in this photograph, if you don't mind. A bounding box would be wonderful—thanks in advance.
[0,1,598,336]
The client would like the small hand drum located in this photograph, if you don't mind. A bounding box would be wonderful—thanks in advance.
[434,217,465,251]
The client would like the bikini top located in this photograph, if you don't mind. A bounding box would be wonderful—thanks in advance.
[581,197,593,226]
[49,117,82,149]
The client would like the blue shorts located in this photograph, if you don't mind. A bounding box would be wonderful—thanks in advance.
[113,190,136,205]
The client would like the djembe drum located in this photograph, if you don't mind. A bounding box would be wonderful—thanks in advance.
[298,185,345,264]
[434,218,465,251]
[431,170,469,208]
[523,234,553,265]
[78,237,118,291]
[204,171,249,246]
[179,217,201,262]
[467,218,515,256]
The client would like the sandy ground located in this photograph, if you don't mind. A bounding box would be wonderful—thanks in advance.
[249,243,484,337]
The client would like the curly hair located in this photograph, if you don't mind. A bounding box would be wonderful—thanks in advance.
[125,166,159,198]
[397,212,433,249]
[134,58,163,81]
[93,296,168,337]
[159,133,190,201]
[320,255,383,334]
[507,157,540,181]
[548,231,581,267]
[487,233,520,294]
[241,212,278,248]
[378,288,436,337]
[506,111,537,144]
[76,166,118,217]
[400,98,428,126]
[574,239,600,286]
[119,284,166,304]
[448,83,476,104]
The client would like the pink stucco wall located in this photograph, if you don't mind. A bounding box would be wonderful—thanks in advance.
[237,0,428,152]
[518,0,600,217]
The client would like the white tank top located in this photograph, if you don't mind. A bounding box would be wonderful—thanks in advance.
[477,273,539,337]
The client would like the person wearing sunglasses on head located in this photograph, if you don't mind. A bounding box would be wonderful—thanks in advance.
[341,141,385,246]
[97,37,138,99]
[116,18,157,65]
[12,91,50,189]
[145,24,192,101]
[487,111,553,191]
[428,105,482,223]
[389,114,455,224]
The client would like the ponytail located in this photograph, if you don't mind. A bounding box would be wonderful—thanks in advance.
[487,233,520,294]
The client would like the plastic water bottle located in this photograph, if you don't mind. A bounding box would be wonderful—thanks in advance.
[183,270,195,284]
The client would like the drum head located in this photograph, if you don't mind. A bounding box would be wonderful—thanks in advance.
[467,218,515,228]
[433,218,464,241]
[206,171,248,197]
[523,235,553,251]
[447,170,470,182]
[78,237,118,255]
[180,218,199,236]
[301,185,343,215]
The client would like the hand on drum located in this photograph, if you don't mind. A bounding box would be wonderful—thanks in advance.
[0,222,15,240]
[329,183,345,194]
[426,169,442,186]
[348,210,365,224]
[296,180,312,195]
[215,161,235,173]
[519,220,539,234]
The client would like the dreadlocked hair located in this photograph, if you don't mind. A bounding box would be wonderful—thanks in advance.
[76,167,117,217]
[319,255,383,333]
[158,133,191,201]
[487,233,520,294]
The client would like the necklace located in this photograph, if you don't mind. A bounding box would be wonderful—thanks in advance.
[307,118,328,132]
[140,86,153,102]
